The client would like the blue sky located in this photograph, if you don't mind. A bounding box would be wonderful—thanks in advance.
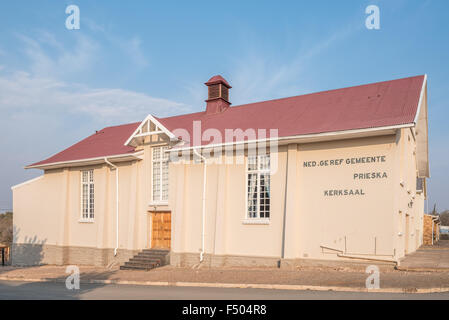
[0,0,448,212]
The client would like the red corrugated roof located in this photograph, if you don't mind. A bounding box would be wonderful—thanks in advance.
[29,122,139,167]
[29,75,425,167]
[159,75,425,147]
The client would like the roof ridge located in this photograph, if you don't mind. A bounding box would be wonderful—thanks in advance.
[99,121,141,130]
[157,110,205,121]
[108,75,426,126]
[229,74,425,110]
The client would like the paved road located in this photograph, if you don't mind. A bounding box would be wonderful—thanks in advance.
[0,280,448,300]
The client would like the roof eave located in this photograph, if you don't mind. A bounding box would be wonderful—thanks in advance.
[170,123,415,153]
[25,151,144,170]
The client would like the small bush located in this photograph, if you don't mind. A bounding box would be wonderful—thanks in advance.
[0,212,12,245]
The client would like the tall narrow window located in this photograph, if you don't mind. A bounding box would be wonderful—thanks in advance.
[247,154,271,219]
[152,146,169,203]
[81,169,94,220]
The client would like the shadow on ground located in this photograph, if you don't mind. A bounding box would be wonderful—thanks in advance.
[0,269,118,300]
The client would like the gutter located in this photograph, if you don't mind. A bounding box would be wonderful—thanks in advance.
[25,151,144,170]
[193,148,207,263]
[432,219,434,246]
[431,216,440,245]
[104,157,119,256]
[170,123,414,153]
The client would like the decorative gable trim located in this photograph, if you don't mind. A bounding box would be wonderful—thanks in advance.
[124,114,176,147]
[414,74,428,125]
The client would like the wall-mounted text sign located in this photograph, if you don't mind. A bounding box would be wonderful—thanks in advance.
[303,155,386,168]
[303,155,388,197]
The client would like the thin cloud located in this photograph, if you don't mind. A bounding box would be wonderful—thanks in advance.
[16,31,99,78]
[84,19,149,67]
[230,24,359,105]
[0,71,188,123]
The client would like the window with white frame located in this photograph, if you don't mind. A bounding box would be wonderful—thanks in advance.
[152,146,169,203]
[81,169,94,220]
[247,154,271,219]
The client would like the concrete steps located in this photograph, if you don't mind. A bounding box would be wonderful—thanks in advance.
[120,249,169,271]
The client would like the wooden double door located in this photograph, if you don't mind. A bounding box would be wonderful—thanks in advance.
[151,211,171,249]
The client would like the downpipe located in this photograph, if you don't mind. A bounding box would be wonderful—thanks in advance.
[193,148,207,263]
[320,246,398,266]
[105,157,119,257]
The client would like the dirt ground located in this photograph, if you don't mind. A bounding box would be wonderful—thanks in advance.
[399,240,449,270]
[2,241,449,290]
[1,264,449,290]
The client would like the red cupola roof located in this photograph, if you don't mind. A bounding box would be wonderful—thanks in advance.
[205,75,232,88]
